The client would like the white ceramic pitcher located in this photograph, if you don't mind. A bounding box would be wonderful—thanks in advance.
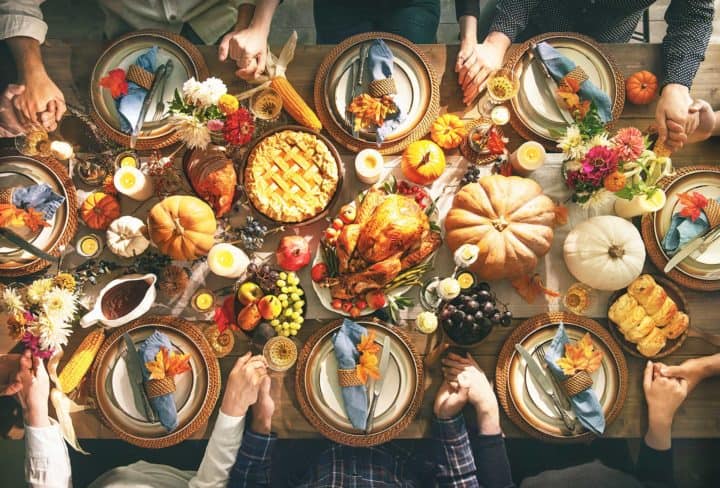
[80,273,157,328]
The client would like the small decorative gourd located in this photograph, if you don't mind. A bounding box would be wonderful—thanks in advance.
[80,192,121,230]
[625,71,658,105]
[401,140,446,185]
[106,216,150,258]
[146,196,217,261]
[430,114,467,149]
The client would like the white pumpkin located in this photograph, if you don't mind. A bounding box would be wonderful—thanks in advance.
[563,215,646,291]
[106,216,150,258]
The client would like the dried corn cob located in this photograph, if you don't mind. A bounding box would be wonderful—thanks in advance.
[58,328,105,394]
[270,76,322,131]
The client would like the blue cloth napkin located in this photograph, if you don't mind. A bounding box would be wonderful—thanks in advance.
[11,183,65,220]
[536,42,613,123]
[661,199,719,254]
[117,46,158,133]
[544,323,605,436]
[137,330,178,432]
[367,39,406,144]
[332,318,369,430]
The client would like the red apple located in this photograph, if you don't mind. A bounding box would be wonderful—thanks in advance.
[276,235,311,271]
[339,204,357,224]
[331,299,343,310]
[311,263,328,282]
[366,290,386,309]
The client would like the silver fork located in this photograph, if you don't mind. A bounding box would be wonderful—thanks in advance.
[152,59,174,122]
[533,343,576,423]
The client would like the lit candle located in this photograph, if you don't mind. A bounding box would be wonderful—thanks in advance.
[510,141,546,176]
[76,234,102,258]
[114,166,154,201]
[490,105,510,126]
[354,149,384,184]
[50,140,75,161]
[192,288,216,313]
[207,243,249,278]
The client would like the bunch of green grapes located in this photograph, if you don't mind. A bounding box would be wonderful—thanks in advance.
[269,271,305,337]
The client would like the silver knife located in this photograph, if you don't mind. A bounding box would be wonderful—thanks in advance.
[530,43,575,125]
[123,333,156,422]
[364,335,392,434]
[664,225,720,273]
[350,43,370,138]
[129,62,168,149]
[515,344,576,431]
[0,227,59,262]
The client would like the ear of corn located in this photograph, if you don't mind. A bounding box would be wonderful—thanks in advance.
[58,328,105,394]
[270,76,322,132]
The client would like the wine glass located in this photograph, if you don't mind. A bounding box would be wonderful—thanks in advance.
[563,283,596,316]
[479,68,519,116]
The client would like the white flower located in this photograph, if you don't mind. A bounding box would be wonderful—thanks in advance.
[437,277,461,301]
[182,77,203,103]
[2,287,24,314]
[42,287,77,323]
[565,159,583,172]
[589,132,611,148]
[33,315,72,351]
[182,77,227,107]
[170,113,211,150]
[26,278,53,304]
[557,125,586,161]
[454,244,479,268]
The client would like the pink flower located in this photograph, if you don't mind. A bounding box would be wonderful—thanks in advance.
[21,332,53,359]
[207,119,225,132]
[581,146,618,186]
[612,127,645,162]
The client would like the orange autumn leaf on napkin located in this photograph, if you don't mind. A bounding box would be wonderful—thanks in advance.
[556,333,603,376]
[23,208,50,233]
[145,347,191,380]
[0,204,27,228]
[100,68,129,98]
[356,331,381,384]
[511,273,560,304]
[677,191,708,222]
[553,204,569,226]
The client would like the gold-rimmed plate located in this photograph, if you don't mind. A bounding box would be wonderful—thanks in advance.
[296,319,423,447]
[90,30,208,150]
[506,32,624,145]
[0,154,77,277]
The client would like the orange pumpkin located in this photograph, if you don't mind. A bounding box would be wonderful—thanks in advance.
[147,196,217,261]
[430,114,467,149]
[80,192,120,230]
[626,71,658,105]
[401,140,446,185]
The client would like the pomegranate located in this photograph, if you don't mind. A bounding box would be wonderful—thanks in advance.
[276,235,311,271]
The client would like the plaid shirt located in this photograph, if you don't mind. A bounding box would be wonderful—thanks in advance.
[228,414,513,487]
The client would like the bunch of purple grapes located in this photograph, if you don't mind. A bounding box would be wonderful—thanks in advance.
[439,282,512,344]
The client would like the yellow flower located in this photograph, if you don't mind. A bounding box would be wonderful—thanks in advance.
[26,278,53,304]
[218,94,239,115]
[54,273,76,292]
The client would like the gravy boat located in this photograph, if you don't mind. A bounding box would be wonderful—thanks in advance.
[80,273,157,328]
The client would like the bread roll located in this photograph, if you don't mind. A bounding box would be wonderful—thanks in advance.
[643,286,669,315]
[628,274,657,305]
[651,298,678,327]
[637,328,666,357]
[664,312,689,339]
[608,294,638,325]
[617,306,646,335]
[626,316,655,343]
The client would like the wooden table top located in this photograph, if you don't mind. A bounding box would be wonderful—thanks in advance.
[2,40,719,441]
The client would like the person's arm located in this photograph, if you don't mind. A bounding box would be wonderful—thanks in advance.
[432,414,479,488]
[659,353,720,392]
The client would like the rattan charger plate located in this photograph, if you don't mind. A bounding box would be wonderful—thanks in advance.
[607,275,689,359]
[314,32,440,155]
[495,312,628,443]
[296,319,423,447]
[641,165,720,291]
[504,32,625,149]
[458,117,505,166]
[0,153,78,277]
[90,316,220,448]
[90,30,209,150]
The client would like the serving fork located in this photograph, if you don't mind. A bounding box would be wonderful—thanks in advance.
[152,59,174,122]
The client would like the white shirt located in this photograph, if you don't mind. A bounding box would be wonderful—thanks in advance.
[24,412,247,488]
[0,0,256,45]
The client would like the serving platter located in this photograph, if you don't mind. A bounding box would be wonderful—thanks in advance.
[0,154,77,277]
[505,32,624,146]
[296,319,423,447]
[90,30,209,150]
[496,312,627,442]
[91,316,220,448]
[314,32,440,155]
[642,166,720,291]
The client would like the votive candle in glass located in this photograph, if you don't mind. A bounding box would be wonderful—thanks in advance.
[207,243,249,278]
[114,166,154,201]
[509,141,546,175]
[354,149,384,184]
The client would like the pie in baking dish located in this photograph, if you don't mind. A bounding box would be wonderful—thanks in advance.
[244,130,340,223]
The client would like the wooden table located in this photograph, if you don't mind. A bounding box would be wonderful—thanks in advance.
[2,41,720,441]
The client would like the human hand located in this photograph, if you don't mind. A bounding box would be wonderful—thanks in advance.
[14,71,65,130]
[250,375,275,435]
[643,360,687,450]
[0,350,50,427]
[220,352,268,418]
[682,99,716,144]
[455,33,509,106]
[433,379,469,420]
[657,358,708,393]
[656,84,693,151]
[0,85,28,137]
[219,27,269,81]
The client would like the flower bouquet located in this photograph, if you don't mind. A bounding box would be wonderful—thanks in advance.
[169,77,254,150]
[1,274,80,357]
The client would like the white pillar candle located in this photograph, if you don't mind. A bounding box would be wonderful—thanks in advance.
[354,149,384,184]
[207,243,249,278]
[490,105,510,126]
[510,141,546,176]
[114,167,154,201]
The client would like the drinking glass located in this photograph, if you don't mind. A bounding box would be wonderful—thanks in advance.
[479,68,519,116]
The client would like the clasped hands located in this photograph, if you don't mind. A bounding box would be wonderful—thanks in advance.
[1,73,65,138]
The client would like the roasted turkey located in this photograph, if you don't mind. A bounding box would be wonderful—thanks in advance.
[324,187,441,299]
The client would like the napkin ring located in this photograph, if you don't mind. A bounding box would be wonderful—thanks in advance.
[338,368,364,387]
[369,78,397,98]
[0,188,14,205]
[562,370,593,397]
[561,67,589,89]
[127,64,155,90]
[704,199,720,228]
[145,376,176,398]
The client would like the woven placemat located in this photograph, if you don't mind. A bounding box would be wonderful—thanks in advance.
[495,312,628,443]
[90,315,220,449]
[295,319,423,447]
[641,165,720,291]
[458,117,505,166]
[90,30,209,150]
[504,32,625,149]
[607,275,690,359]
[0,153,78,278]
[314,32,440,155]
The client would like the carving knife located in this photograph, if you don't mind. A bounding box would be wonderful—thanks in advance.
[529,43,575,125]
[129,62,168,149]
[364,334,392,434]
[122,333,156,423]
[664,224,720,273]
[515,344,576,431]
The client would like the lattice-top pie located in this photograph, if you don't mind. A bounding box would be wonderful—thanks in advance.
[244,130,340,223]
